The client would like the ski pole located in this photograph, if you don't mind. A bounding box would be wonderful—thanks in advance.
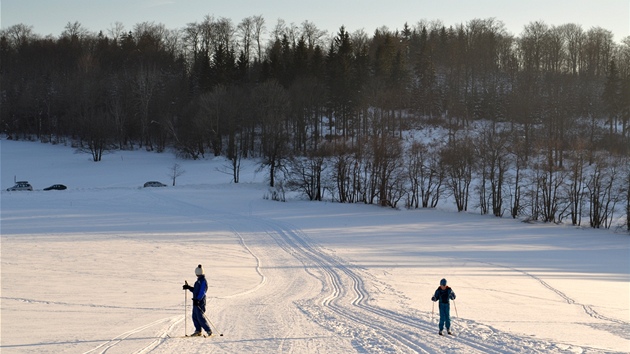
[453,300,459,318]
[184,281,188,336]
[199,305,224,336]
[431,301,435,322]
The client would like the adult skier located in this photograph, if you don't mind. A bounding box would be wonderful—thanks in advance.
[431,278,456,335]
[182,264,212,336]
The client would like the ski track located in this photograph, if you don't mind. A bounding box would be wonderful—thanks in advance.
[471,259,630,326]
[0,297,179,312]
[78,190,625,354]
[216,224,268,300]
[81,316,180,354]
[257,217,524,354]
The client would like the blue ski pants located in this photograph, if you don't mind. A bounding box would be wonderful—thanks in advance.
[439,302,451,331]
[192,302,211,333]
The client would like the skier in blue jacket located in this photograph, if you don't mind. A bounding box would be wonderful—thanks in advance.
[182,264,212,336]
[431,278,456,335]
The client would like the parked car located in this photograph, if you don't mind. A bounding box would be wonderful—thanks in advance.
[44,184,67,191]
[7,181,33,191]
[144,181,167,187]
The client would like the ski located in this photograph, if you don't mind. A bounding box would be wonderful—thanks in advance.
[166,334,210,338]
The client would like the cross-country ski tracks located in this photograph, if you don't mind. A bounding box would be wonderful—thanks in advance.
[250,217,622,354]
[130,192,618,353]
[252,217,543,353]
[472,259,629,327]
[81,315,181,354]
[140,192,348,352]
[141,192,440,352]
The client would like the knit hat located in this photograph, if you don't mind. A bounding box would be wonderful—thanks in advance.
[195,264,204,276]
[440,278,447,286]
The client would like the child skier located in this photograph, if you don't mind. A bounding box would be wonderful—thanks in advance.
[431,278,456,335]
[182,264,212,336]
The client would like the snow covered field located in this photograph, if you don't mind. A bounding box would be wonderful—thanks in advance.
[1,139,629,353]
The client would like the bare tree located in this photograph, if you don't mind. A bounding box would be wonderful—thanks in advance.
[559,23,584,75]
[538,158,567,223]
[76,82,113,162]
[198,15,216,55]
[301,20,327,49]
[618,37,630,140]
[163,28,182,55]
[107,22,125,42]
[62,21,90,40]
[168,163,186,186]
[562,141,589,225]
[507,148,525,219]
[237,16,255,65]
[519,21,549,72]
[106,76,128,149]
[1,23,35,46]
[586,153,623,229]
[252,15,266,62]
[405,139,444,209]
[271,19,287,42]
[329,144,355,203]
[441,135,474,212]
[364,134,404,207]
[214,17,236,52]
[583,27,614,77]
[183,21,203,56]
[254,80,290,187]
[133,65,160,150]
[286,147,327,201]
[474,123,510,216]
[405,141,424,209]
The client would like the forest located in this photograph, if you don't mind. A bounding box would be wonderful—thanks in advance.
[1,16,629,231]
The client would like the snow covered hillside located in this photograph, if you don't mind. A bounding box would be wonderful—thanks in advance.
[1,139,629,353]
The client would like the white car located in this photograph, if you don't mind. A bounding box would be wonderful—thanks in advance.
[7,181,33,191]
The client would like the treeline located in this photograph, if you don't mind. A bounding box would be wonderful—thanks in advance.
[1,17,629,230]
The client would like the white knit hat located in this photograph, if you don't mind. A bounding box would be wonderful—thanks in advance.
[195,264,204,276]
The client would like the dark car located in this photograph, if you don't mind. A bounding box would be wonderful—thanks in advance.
[144,181,167,187]
[7,181,33,191]
[44,184,67,191]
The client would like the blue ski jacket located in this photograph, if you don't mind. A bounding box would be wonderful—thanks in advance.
[188,275,208,302]
[432,286,456,304]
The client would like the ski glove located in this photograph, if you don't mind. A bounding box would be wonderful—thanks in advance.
[192,299,200,306]
[431,296,437,302]
[183,284,192,290]
[449,293,456,300]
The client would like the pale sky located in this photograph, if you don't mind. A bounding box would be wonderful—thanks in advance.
[1,0,629,42]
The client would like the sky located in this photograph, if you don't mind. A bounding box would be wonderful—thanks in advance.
[1,0,629,42]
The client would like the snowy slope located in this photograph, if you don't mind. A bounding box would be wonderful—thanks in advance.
[1,139,629,353]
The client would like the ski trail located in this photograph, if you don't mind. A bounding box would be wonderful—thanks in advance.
[132,317,183,354]
[257,217,620,354]
[132,191,623,353]
[0,297,178,312]
[216,225,267,299]
[143,191,269,300]
[81,315,180,354]
[256,217,491,353]
[473,259,629,326]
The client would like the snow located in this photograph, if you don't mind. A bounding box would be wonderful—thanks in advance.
[1,139,629,354]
